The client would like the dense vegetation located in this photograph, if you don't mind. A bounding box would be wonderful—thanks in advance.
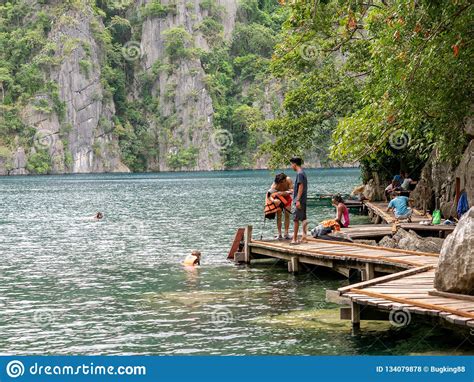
[266,0,473,180]
[1,0,472,175]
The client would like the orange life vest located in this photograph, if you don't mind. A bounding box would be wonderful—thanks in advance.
[321,219,341,231]
[264,192,292,219]
[183,254,199,266]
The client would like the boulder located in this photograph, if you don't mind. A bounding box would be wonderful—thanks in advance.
[378,236,397,249]
[434,207,474,295]
[354,239,378,246]
[363,178,385,201]
[392,228,444,254]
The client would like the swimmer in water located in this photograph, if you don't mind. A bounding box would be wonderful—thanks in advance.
[94,212,104,221]
[183,250,201,266]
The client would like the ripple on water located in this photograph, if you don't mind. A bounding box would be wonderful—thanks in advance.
[0,170,470,355]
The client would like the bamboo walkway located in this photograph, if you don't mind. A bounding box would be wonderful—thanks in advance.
[232,226,472,329]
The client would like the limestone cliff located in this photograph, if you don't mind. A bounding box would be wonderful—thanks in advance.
[411,138,474,218]
[1,1,127,175]
[138,0,238,171]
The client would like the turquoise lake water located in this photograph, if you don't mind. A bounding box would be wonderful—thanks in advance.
[0,168,471,355]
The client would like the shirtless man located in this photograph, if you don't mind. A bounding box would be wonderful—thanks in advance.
[268,173,293,240]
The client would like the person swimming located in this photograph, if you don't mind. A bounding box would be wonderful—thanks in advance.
[183,250,201,266]
[94,212,104,221]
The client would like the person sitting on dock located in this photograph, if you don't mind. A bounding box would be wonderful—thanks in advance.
[332,195,350,228]
[183,250,201,266]
[393,170,406,185]
[266,173,293,240]
[311,219,341,238]
[290,157,308,245]
[401,174,417,192]
[384,180,400,202]
[387,192,414,222]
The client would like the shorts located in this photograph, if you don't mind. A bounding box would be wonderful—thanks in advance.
[395,208,413,220]
[292,203,307,221]
[311,225,332,238]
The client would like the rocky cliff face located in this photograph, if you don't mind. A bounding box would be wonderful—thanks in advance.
[2,1,128,175]
[0,0,331,175]
[139,0,238,171]
[411,138,474,218]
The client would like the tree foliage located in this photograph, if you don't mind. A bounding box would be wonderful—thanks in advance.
[267,0,473,175]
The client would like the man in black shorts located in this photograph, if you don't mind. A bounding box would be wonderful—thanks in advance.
[290,157,308,244]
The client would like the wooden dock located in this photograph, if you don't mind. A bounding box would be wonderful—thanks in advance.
[336,223,455,240]
[364,201,432,224]
[340,269,474,329]
[363,201,455,238]
[232,226,473,330]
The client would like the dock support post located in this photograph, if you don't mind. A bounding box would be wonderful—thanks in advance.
[351,301,360,330]
[365,263,375,280]
[288,256,299,273]
[243,225,253,264]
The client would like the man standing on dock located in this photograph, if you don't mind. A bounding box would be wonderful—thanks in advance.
[290,157,308,245]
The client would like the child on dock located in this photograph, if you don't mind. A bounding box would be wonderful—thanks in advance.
[266,173,293,240]
[332,195,350,228]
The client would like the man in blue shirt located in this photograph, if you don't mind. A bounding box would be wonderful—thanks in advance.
[387,192,414,222]
[290,157,308,244]
[392,170,406,186]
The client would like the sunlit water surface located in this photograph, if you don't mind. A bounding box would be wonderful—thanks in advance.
[0,169,471,355]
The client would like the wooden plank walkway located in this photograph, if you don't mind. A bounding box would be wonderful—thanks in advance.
[339,269,474,328]
[236,226,471,330]
[336,223,455,240]
[364,201,432,224]
[363,201,455,238]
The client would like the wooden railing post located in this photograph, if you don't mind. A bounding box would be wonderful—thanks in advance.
[244,225,253,264]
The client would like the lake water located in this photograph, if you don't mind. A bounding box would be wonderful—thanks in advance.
[0,169,471,355]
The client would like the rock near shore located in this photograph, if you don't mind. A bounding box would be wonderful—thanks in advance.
[434,207,474,295]
[377,228,445,254]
